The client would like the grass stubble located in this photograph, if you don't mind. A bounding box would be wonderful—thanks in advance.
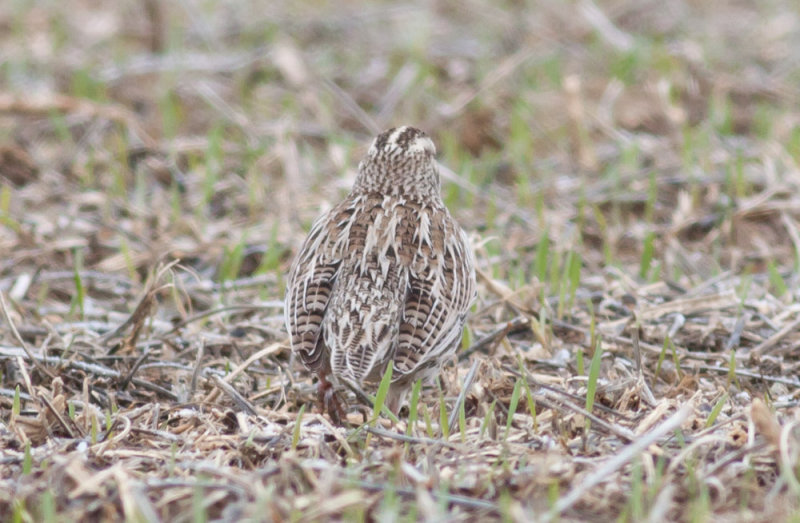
[1,0,799,520]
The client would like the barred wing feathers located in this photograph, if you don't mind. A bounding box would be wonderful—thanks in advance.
[324,195,406,384]
[284,208,344,372]
[286,196,475,387]
[392,207,476,379]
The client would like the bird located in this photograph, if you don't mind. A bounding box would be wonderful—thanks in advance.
[284,126,476,422]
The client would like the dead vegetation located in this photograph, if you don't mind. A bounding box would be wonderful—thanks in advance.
[1,0,799,521]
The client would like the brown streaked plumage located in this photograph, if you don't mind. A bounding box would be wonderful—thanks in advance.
[285,126,476,420]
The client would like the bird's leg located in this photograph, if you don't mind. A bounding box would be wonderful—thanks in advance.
[318,371,347,425]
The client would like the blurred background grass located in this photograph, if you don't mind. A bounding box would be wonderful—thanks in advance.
[3,0,799,290]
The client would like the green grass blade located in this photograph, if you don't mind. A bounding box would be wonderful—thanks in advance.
[536,230,550,281]
[193,480,208,523]
[585,339,603,432]
[372,365,393,425]
[504,378,523,441]
[422,403,434,438]
[567,250,581,309]
[406,379,422,437]
[640,231,655,280]
[291,404,306,451]
[458,398,467,443]
[437,380,449,440]
[517,356,537,431]
[767,261,787,297]
[705,394,728,428]
[71,248,85,319]
[655,335,669,384]
[12,384,20,419]
[22,442,31,475]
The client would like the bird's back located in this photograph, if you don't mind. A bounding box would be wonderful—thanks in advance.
[323,192,420,385]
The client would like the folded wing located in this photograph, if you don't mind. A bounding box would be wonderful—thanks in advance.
[284,212,341,371]
[393,214,476,379]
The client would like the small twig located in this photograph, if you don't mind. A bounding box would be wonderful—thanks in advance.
[546,400,694,521]
[503,364,634,421]
[0,269,134,289]
[130,379,177,400]
[163,304,283,336]
[102,261,179,346]
[689,363,800,387]
[183,276,280,294]
[542,390,635,442]
[504,365,635,442]
[204,343,283,404]
[142,477,247,497]
[666,434,730,475]
[579,0,633,52]
[0,292,55,379]
[354,480,498,513]
[750,314,800,356]
[637,290,739,321]
[0,387,33,401]
[632,313,657,407]
[310,414,355,458]
[36,391,79,439]
[320,77,380,135]
[448,358,481,433]
[119,349,151,391]
[210,375,257,415]
[221,343,283,384]
[459,316,530,361]
[1,346,180,400]
[704,440,769,478]
[551,317,725,362]
[130,427,182,443]
[15,356,35,398]
[190,340,205,396]
[94,414,133,454]
[362,426,463,450]
[724,311,750,352]
[0,346,122,378]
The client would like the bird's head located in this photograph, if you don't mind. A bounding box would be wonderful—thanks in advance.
[354,126,440,199]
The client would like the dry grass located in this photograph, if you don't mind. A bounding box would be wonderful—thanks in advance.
[1,0,800,521]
